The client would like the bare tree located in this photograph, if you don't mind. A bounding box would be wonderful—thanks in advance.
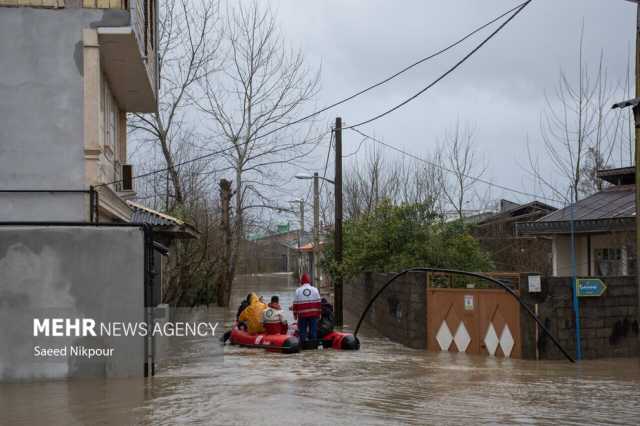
[129,0,221,210]
[342,142,443,220]
[198,1,320,306]
[438,121,487,220]
[530,28,627,203]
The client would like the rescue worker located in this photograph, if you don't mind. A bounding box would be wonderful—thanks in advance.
[236,293,252,320]
[262,295,288,335]
[221,293,253,343]
[318,297,335,338]
[292,273,321,345]
[238,292,267,334]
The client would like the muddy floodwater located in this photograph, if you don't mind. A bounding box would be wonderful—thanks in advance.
[2,273,639,425]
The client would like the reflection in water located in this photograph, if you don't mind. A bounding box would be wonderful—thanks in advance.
[1,272,639,425]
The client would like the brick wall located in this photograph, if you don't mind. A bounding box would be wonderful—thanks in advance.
[344,272,426,349]
[520,275,639,360]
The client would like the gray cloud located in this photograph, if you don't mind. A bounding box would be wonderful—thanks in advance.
[270,0,635,206]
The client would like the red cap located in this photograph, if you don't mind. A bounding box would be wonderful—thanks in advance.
[300,273,311,285]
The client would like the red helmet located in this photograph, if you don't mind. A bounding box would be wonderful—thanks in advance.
[300,272,311,285]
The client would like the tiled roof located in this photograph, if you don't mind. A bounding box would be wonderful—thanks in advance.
[127,201,198,238]
[128,201,185,226]
[538,185,634,222]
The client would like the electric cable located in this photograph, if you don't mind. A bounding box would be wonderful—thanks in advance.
[344,0,533,130]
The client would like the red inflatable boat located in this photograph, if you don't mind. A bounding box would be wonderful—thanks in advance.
[321,331,360,350]
[228,324,359,352]
[229,326,300,353]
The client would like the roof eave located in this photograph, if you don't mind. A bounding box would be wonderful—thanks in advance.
[516,217,635,236]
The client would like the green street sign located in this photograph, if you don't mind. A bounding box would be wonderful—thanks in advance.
[576,278,607,297]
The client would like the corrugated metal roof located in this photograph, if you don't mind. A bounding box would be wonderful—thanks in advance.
[537,185,635,222]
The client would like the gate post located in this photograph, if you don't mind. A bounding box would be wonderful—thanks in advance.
[519,272,546,360]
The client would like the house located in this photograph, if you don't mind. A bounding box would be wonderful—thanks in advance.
[471,199,557,275]
[128,201,199,305]
[0,0,158,222]
[516,167,635,277]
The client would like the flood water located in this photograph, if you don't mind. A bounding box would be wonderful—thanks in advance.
[2,272,639,425]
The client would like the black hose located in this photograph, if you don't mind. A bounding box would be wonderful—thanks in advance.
[353,268,575,363]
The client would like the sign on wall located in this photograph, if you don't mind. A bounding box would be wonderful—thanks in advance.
[464,295,474,310]
[528,275,542,293]
[576,278,607,297]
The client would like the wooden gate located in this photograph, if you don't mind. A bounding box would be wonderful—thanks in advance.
[426,273,521,358]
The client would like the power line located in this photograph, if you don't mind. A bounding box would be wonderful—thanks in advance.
[349,127,562,204]
[344,0,533,130]
[100,130,331,189]
[101,1,530,190]
[342,134,367,159]
[319,129,334,194]
[96,142,240,188]
[251,0,530,142]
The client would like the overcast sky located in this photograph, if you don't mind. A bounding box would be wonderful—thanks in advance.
[265,0,635,211]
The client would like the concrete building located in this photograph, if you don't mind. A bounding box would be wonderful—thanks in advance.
[0,0,158,222]
[517,167,635,277]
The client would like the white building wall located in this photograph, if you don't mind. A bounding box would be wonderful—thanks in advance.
[552,235,589,277]
[552,232,631,277]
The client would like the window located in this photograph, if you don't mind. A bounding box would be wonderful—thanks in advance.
[101,77,124,190]
[102,81,118,158]
[594,248,624,276]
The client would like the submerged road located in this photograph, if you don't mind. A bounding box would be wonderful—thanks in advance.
[1,272,639,425]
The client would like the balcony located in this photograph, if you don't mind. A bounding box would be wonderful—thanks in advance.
[96,0,158,113]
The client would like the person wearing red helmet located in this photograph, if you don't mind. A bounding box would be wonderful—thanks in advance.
[292,272,321,346]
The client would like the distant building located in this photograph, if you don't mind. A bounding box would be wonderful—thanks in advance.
[517,167,635,277]
[472,199,557,274]
[0,1,158,222]
[239,227,304,275]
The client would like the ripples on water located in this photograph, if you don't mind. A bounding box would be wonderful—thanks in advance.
[1,273,639,425]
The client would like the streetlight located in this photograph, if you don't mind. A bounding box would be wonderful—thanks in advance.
[288,199,305,275]
[295,173,334,184]
[295,172,334,294]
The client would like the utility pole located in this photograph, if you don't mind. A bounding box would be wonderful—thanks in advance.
[334,117,344,326]
[634,1,640,322]
[313,172,320,288]
[217,179,232,307]
[299,199,304,276]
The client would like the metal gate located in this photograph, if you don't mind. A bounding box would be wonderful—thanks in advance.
[426,274,521,358]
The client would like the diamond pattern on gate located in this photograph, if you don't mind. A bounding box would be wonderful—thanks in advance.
[484,323,499,356]
[454,322,471,352]
[500,324,515,358]
[436,321,453,351]
[484,304,516,357]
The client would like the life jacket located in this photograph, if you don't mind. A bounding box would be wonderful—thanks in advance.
[238,293,267,334]
[262,302,287,335]
[292,283,321,319]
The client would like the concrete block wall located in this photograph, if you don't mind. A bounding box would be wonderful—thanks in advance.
[520,274,639,360]
[344,272,427,349]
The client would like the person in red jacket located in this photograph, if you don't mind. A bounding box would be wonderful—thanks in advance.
[292,273,321,344]
[262,295,288,335]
